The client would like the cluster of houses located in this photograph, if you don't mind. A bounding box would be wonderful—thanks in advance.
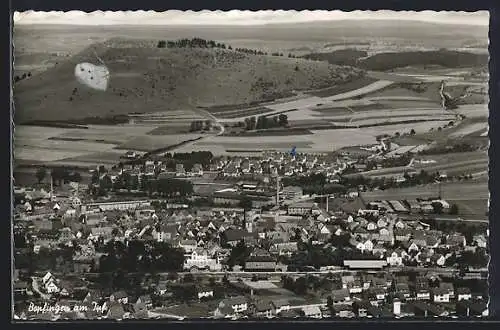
[217,152,347,182]
[12,146,488,320]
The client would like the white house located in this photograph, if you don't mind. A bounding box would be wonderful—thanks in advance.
[45,280,60,294]
[387,251,404,267]
[363,239,374,252]
[457,288,472,301]
[198,289,214,300]
[416,289,431,301]
[302,305,322,319]
[432,288,450,303]
[184,249,222,271]
[42,272,54,285]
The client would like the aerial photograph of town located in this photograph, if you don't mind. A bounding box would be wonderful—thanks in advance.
[12,10,490,320]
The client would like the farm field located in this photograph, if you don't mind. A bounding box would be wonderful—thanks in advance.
[14,123,206,165]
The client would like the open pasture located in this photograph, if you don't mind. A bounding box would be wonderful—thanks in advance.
[455,104,488,119]
[307,76,378,97]
[449,122,489,138]
[14,147,91,163]
[116,134,204,152]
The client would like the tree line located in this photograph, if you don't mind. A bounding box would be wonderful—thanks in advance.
[90,174,194,198]
[13,71,32,83]
[98,240,186,274]
[156,38,299,59]
[35,166,82,185]
[157,38,228,49]
[242,114,289,131]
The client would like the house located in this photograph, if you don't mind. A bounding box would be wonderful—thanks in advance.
[271,298,291,314]
[301,305,322,318]
[110,291,129,304]
[90,227,114,241]
[281,186,303,200]
[288,202,314,216]
[439,282,455,299]
[155,283,170,296]
[473,235,487,248]
[192,164,204,176]
[370,287,387,301]
[330,288,351,304]
[387,250,404,266]
[415,288,431,301]
[153,223,178,242]
[457,287,472,301]
[447,234,467,248]
[215,296,248,317]
[176,164,186,176]
[198,287,214,300]
[184,249,222,271]
[251,299,274,318]
[134,295,153,312]
[245,249,277,271]
[431,287,450,303]
[106,301,126,320]
[430,254,446,267]
[42,271,55,285]
[45,280,60,294]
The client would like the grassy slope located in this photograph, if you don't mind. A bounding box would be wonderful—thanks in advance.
[14,38,363,123]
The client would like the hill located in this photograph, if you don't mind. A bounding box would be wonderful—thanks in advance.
[357,50,488,71]
[14,38,364,123]
[302,49,368,66]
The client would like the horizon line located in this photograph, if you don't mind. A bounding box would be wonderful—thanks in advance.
[13,10,489,26]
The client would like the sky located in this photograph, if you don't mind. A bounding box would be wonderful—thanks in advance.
[13,10,489,26]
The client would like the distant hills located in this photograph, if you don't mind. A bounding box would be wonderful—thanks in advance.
[302,49,488,71]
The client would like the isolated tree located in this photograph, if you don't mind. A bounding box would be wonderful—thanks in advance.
[35,167,47,183]
[449,203,459,215]
[295,65,300,72]
[410,129,416,135]
[278,114,288,126]
[431,201,444,215]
